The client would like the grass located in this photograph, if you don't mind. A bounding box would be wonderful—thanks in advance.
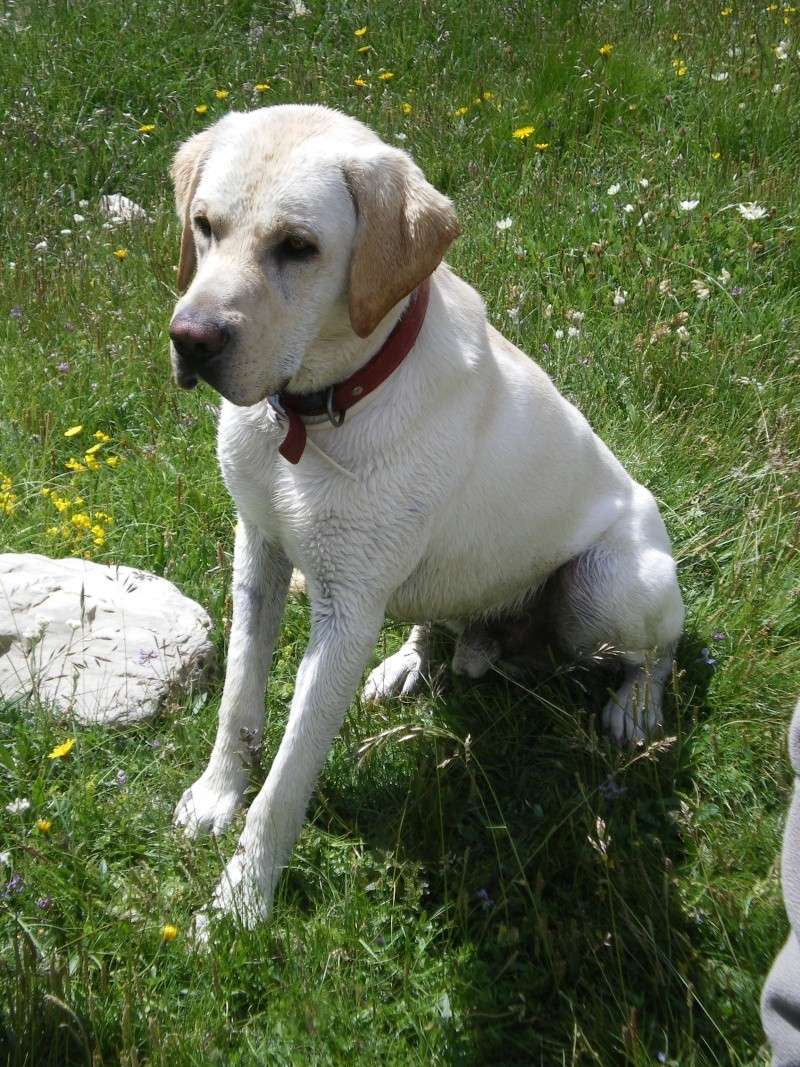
[1,0,799,1062]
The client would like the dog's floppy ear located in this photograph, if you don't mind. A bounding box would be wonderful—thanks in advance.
[343,147,460,338]
[170,128,215,293]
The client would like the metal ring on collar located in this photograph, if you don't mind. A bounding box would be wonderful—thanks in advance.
[325,386,346,427]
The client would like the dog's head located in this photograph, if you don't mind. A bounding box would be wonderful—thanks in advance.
[168,105,460,406]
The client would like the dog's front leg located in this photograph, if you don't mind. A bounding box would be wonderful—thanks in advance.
[200,593,385,928]
[174,519,291,837]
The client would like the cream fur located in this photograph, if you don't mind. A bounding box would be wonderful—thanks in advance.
[168,105,685,932]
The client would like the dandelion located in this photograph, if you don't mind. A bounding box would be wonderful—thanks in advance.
[512,125,535,139]
[138,124,155,134]
[401,102,412,114]
[214,89,230,100]
[354,25,367,36]
[5,798,30,815]
[495,216,513,231]
[534,142,549,151]
[353,77,367,87]
[738,202,768,220]
[721,6,733,14]
[676,63,688,76]
[711,150,721,160]
[48,738,76,760]
[454,106,469,118]
[113,248,128,260]
[679,199,700,211]
[64,425,83,437]
[195,104,208,115]
[161,924,178,941]
[607,182,621,196]
[598,42,615,57]
[36,819,52,833]
[254,83,270,92]
[378,71,394,81]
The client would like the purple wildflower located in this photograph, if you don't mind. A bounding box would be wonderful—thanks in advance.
[115,769,128,787]
[148,739,161,750]
[475,888,493,910]
[712,631,727,642]
[36,896,53,910]
[9,307,23,320]
[541,343,550,354]
[698,647,717,669]
[136,648,158,665]
[730,286,743,297]
[599,775,627,800]
[5,873,24,895]
[56,362,70,374]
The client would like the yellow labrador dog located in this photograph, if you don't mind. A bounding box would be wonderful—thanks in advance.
[169,105,684,929]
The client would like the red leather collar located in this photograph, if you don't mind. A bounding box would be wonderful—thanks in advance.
[268,277,431,464]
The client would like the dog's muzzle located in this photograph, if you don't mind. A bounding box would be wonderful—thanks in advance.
[170,313,231,389]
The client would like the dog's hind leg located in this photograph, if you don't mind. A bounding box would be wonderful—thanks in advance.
[362,624,433,703]
[553,486,684,745]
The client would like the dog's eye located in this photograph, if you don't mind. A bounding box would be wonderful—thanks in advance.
[277,235,318,261]
[193,216,212,240]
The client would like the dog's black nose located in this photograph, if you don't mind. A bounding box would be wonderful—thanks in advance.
[170,314,230,364]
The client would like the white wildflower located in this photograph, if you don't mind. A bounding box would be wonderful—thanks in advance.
[711,72,729,82]
[623,203,635,214]
[59,228,72,236]
[66,619,82,631]
[543,303,553,319]
[34,240,48,252]
[679,199,700,212]
[495,216,513,231]
[394,132,407,142]
[718,268,731,286]
[0,851,10,866]
[775,40,789,61]
[691,280,710,300]
[658,278,674,296]
[506,306,521,323]
[554,328,565,339]
[773,83,783,94]
[567,325,581,339]
[638,177,650,189]
[567,309,585,324]
[676,325,690,341]
[613,288,628,307]
[73,213,85,223]
[738,202,768,220]
[6,798,30,815]
[607,183,621,196]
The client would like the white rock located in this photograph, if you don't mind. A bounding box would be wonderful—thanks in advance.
[0,554,215,725]
[99,193,151,223]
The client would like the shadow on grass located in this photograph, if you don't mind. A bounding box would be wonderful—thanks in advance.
[306,630,734,1065]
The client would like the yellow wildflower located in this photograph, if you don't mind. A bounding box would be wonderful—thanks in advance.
[161,924,179,941]
[0,473,17,515]
[106,456,120,468]
[71,513,92,530]
[214,89,229,99]
[138,124,155,134]
[483,91,493,100]
[48,738,76,759]
[721,5,732,13]
[46,526,59,536]
[64,425,83,437]
[767,3,778,9]
[454,106,469,117]
[672,32,681,41]
[91,525,106,547]
[401,102,412,114]
[598,42,614,57]
[354,26,367,36]
[254,83,270,92]
[535,142,550,151]
[195,104,208,115]
[378,71,394,81]
[711,150,721,160]
[113,248,127,260]
[512,125,535,139]
[354,77,367,87]
[84,442,103,456]
[36,819,52,833]
[94,431,111,444]
[84,454,100,472]
[51,495,70,512]
[357,45,370,53]
[676,64,688,76]
[41,487,51,496]
[65,458,86,473]
[94,511,113,523]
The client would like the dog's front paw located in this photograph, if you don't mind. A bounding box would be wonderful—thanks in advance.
[363,645,428,703]
[173,766,248,838]
[205,839,275,928]
[601,682,663,747]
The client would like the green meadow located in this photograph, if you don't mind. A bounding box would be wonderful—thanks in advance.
[1,0,799,1062]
